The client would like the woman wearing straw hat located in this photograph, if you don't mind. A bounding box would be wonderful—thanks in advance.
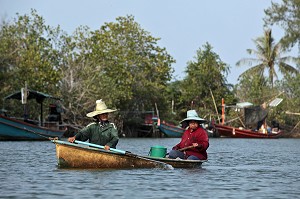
[68,99,119,150]
[168,110,209,160]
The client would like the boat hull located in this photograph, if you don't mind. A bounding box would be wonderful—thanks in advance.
[144,156,206,168]
[53,140,171,169]
[215,124,282,138]
[0,115,65,140]
[158,123,184,138]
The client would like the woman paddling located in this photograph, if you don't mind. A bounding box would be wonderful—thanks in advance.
[168,110,209,160]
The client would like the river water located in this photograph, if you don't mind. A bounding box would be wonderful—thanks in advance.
[0,138,299,199]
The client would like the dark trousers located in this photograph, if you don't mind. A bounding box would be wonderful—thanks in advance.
[168,150,199,160]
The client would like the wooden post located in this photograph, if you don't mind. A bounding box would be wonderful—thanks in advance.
[209,88,220,123]
[22,82,28,120]
[221,98,225,125]
[154,103,159,118]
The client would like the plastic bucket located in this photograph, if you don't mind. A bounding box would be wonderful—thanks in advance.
[149,145,167,158]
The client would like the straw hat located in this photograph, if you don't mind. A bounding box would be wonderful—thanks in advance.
[180,110,206,124]
[86,99,116,118]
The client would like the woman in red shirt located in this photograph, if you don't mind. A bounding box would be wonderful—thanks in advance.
[168,110,209,160]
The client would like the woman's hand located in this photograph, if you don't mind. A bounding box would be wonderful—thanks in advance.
[172,146,179,150]
[192,143,199,147]
[68,136,76,143]
[104,145,110,150]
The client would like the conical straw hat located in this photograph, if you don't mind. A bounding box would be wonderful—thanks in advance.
[86,99,116,117]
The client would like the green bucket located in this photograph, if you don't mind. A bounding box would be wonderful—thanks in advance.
[149,145,167,158]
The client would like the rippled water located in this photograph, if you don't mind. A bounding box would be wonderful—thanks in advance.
[0,138,299,199]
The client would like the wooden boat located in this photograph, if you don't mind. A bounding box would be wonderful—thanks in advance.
[0,115,66,140]
[214,124,282,138]
[157,120,218,138]
[157,122,185,138]
[0,88,66,140]
[143,156,206,168]
[52,140,172,169]
[214,98,284,139]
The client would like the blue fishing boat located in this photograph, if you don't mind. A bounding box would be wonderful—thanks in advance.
[157,121,185,138]
[157,119,218,138]
[0,88,66,140]
[0,115,66,140]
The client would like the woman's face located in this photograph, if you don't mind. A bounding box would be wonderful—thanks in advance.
[98,113,108,121]
[188,120,199,130]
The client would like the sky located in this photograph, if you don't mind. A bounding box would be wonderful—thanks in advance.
[0,0,291,85]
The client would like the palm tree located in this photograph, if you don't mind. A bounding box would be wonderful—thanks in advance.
[237,29,299,88]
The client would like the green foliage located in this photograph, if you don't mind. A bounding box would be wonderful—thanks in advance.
[0,9,65,95]
[57,15,175,126]
[93,16,175,126]
[57,26,99,125]
[0,9,67,119]
[175,42,236,121]
[235,74,271,105]
[264,0,300,52]
[275,72,300,129]
[236,29,299,88]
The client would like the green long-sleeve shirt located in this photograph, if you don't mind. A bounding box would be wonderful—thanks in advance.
[75,122,119,148]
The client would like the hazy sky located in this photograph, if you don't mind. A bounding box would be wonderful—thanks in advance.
[0,0,289,84]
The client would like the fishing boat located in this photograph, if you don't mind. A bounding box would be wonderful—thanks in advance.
[0,88,66,140]
[214,99,283,139]
[0,115,66,140]
[214,124,282,138]
[157,121,185,138]
[52,140,171,169]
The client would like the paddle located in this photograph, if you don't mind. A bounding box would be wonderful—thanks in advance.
[166,145,196,156]
[178,145,196,151]
[73,140,173,169]
[75,140,126,154]
[24,127,58,140]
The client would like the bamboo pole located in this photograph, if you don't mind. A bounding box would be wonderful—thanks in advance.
[286,111,300,116]
[154,102,159,118]
[209,88,220,123]
[291,121,300,134]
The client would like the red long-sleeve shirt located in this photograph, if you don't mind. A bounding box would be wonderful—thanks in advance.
[173,126,209,160]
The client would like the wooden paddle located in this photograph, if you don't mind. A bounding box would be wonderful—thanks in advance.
[178,145,197,151]
[75,140,128,154]
[24,127,58,140]
[166,145,196,156]
[74,140,173,168]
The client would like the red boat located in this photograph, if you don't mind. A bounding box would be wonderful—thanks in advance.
[214,98,284,139]
[214,124,282,138]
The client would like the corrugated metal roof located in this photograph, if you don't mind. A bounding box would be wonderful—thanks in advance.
[269,98,283,107]
[236,102,253,108]
[4,89,61,101]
